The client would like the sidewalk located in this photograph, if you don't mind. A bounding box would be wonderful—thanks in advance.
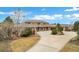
[27,31,77,52]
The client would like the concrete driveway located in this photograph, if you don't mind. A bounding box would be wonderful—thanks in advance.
[28,31,77,52]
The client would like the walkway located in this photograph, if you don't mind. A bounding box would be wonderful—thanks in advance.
[28,31,77,52]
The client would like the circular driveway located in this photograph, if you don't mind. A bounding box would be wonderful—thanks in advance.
[28,31,77,52]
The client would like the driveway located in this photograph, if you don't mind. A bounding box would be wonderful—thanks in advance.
[28,31,77,52]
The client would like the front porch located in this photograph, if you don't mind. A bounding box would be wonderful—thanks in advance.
[36,27,51,31]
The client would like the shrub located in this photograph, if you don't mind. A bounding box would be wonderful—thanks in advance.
[77,29,79,35]
[0,26,13,41]
[56,23,63,32]
[58,27,63,32]
[73,21,79,31]
[20,28,32,37]
[51,27,57,35]
[76,29,79,40]
[51,23,64,35]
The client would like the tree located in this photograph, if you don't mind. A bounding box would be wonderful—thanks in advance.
[51,27,57,35]
[4,16,13,24]
[12,8,25,36]
[51,23,64,35]
[56,23,63,32]
[0,16,15,41]
[20,28,32,37]
[77,29,79,35]
[73,21,79,31]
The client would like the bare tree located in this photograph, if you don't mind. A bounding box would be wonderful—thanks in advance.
[11,8,25,36]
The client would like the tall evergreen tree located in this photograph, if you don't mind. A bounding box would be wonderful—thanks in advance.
[73,21,79,31]
[4,16,13,23]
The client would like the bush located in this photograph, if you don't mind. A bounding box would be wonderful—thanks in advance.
[20,28,32,37]
[56,23,63,32]
[76,29,79,40]
[0,27,13,41]
[51,27,57,35]
[51,23,64,35]
[77,29,79,35]
[58,27,63,32]
[73,21,79,31]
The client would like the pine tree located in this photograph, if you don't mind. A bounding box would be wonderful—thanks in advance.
[4,16,13,23]
[73,21,79,31]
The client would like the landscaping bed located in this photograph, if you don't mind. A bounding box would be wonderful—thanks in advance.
[60,40,79,52]
[0,35,40,52]
[0,40,12,52]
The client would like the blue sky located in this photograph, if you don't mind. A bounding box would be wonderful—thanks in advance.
[0,7,79,24]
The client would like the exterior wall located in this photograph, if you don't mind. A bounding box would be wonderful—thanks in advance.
[63,26,73,31]
[25,22,48,25]
[24,21,73,31]
[36,27,51,31]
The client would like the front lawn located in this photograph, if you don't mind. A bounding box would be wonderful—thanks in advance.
[60,41,79,52]
[0,36,40,52]
[0,40,12,52]
[10,36,40,52]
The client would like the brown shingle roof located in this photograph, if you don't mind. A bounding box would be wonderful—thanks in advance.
[25,20,49,24]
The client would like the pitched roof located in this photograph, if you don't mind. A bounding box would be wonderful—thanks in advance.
[25,20,49,24]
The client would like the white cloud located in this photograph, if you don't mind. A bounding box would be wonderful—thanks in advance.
[64,14,79,21]
[54,14,63,17]
[65,15,71,17]
[31,14,63,20]
[31,14,79,21]
[53,14,63,19]
[67,14,79,18]
[0,11,14,15]
[73,14,79,17]
[0,12,6,14]
[0,11,32,16]
[64,7,79,11]
[71,14,79,20]
[32,15,55,20]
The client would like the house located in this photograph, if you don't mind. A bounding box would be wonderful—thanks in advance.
[24,20,56,31]
[14,20,73,32]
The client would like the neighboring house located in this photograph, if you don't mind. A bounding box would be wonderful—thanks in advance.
[62,24,73,31]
